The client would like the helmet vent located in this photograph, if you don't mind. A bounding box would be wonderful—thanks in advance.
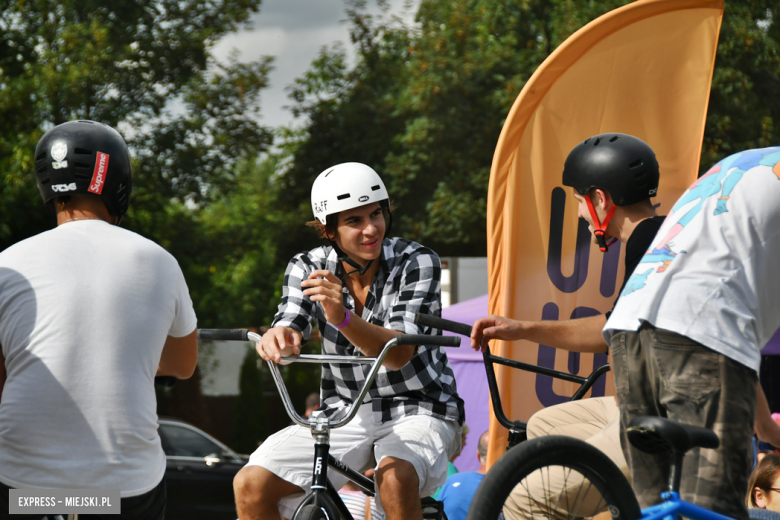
[36,152,46,160]
[371,185,381,191]
[337,193,351,200]
[74,161,91,168]
[324,168,335,177]
[609,136,619,142]
[36,165,48,173]
[74,148,93,155]
[40,176,50,184]
[629,159,643,168]
[594,137,602,146]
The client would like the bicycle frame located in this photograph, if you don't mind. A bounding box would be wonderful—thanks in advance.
[640,491,736,520]
[413,313,610,448]
[243,331,458,520]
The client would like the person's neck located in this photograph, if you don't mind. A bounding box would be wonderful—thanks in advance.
[55,195,117,226]
[57,209,116,226]
[341,257,380,289]
[477,464,487,475]
[609,204,657,243]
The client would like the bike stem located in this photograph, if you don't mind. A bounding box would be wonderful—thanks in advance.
[311,415,331,491]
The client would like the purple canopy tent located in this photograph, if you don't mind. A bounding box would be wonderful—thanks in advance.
[441,294,490,473]
[763,330,780,356]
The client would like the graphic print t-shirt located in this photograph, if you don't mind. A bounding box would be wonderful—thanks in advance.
[604,147,780,372]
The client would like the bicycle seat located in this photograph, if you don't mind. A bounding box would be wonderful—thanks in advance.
[627,416,719,455]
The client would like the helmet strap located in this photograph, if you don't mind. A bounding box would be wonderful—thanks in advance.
[584,195,617,253]
[329,239,374,283]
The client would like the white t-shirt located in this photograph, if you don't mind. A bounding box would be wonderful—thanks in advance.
[0,220,197,496]
[604,147,780,373]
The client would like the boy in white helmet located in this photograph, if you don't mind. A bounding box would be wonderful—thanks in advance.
[233,163,464,520]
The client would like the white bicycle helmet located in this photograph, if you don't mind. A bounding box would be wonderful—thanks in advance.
[311,162,392,280]
[311,162,390,225]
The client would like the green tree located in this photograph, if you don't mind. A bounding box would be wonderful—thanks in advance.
[186,151,284,328]
[0,0,268,250]
[384,0,630,255]
[280,0,780,254]
[274,9,411,266]
[701,1,780,171]
[278,0,630,257]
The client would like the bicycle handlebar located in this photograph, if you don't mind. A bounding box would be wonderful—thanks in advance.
[413,312,611,436]
[266,333,460,430]
[197,329,250,341]
[271,334,460,364]
[395,333,461,347]
[414,313,473,337]
[195,328,460,431]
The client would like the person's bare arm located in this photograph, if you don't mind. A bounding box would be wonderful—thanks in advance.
[338,313,408,368]
[257,318,408,369]
[755,383,780,446]
[300,270,413,369]
[157,329,198,379]
[470,314,608,354]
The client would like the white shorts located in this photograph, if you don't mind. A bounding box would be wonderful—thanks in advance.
[246,404,461,518]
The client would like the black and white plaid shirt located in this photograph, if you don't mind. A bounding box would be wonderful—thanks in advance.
[272,237,464,425]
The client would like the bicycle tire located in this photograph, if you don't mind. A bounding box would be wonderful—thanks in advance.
[466,435,642,520]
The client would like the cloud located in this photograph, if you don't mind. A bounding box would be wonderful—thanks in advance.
[211,0,419,129]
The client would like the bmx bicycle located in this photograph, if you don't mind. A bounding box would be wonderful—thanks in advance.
[410,315,735,520]
[198,328,461,520]
[465,414,726,520]
[412,313,610,450]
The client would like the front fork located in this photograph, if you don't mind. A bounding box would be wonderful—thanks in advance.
[292,418,350,520]
[312,439,330,491]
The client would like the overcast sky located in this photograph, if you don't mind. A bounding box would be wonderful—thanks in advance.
[211,0,420,130]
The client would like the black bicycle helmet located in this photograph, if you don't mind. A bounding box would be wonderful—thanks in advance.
[34,120,132,217]
[562,133,659,206]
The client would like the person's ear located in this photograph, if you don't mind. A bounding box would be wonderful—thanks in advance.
[756,488,768,509]
[594,189,612,210]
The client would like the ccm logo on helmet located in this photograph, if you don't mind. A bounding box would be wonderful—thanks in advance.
[52,183,77,192]
[88,152,110,195]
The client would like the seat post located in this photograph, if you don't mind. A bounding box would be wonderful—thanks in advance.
[668,451,684,493]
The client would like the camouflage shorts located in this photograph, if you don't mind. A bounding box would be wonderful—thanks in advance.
[611,324,757,520]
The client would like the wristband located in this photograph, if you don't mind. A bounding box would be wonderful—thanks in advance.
[334,307,351,330]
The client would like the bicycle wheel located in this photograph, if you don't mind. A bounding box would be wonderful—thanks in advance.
[466,435,641,520]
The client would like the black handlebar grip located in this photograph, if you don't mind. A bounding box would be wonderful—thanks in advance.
[414,313,473,337]
[154,376,178,388]
[395,334,461,347]
[197,329,250,341]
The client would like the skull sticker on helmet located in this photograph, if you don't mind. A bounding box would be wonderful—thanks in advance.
[51,141,68,170]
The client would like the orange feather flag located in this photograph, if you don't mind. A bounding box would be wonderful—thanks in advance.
[486,0,724,467]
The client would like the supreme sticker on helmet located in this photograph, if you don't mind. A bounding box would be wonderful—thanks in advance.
[89,152,110,194]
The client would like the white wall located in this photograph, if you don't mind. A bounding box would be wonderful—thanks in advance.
[441,257,488,307]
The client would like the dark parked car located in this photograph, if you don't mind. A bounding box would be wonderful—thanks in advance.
[158,417,248,520]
